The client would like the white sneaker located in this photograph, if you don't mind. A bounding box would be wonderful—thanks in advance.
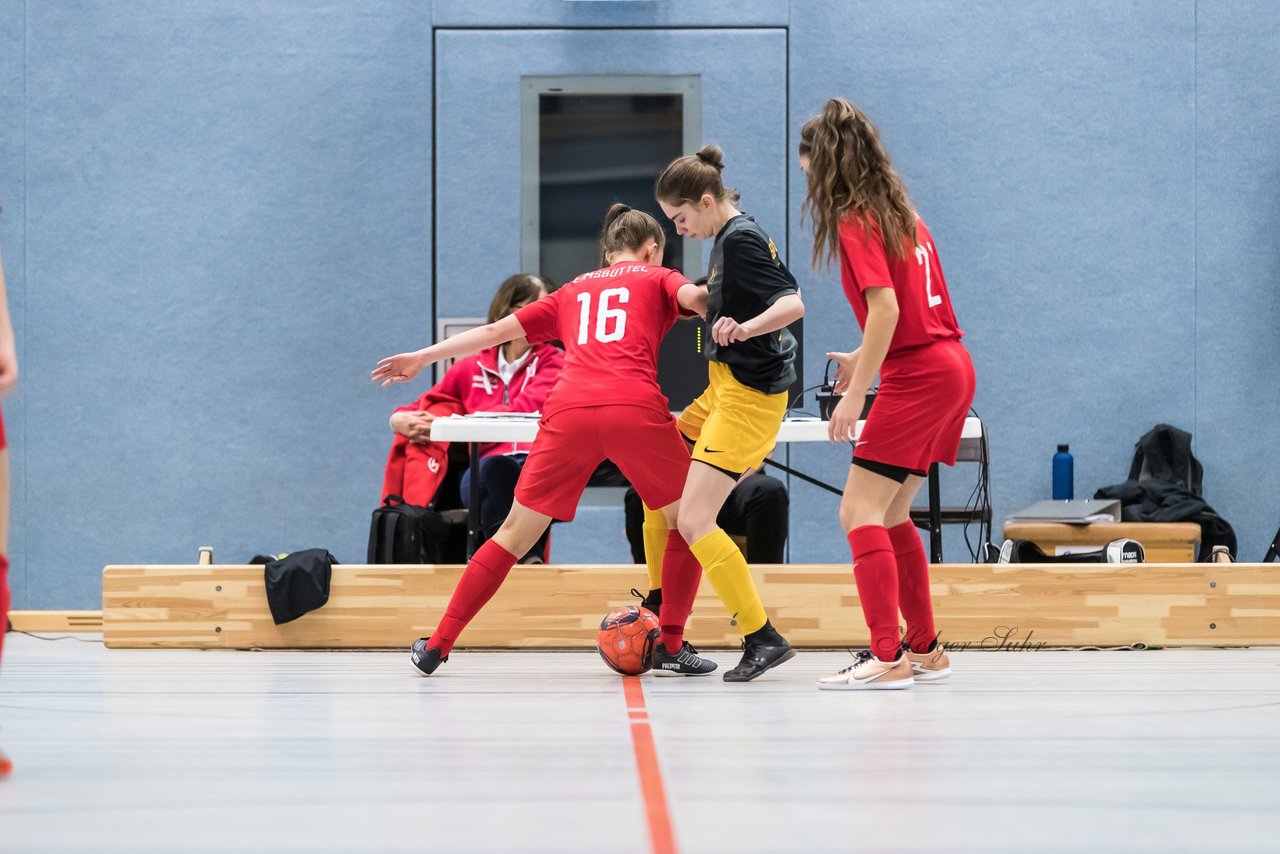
[817,650,915,691]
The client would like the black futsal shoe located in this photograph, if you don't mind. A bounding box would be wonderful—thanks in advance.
[651,641,718,676]
[410,637,447,677]
[723,622,796,682]
[631,587,662,616]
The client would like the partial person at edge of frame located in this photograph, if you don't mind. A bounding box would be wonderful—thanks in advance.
[0,193,21,776]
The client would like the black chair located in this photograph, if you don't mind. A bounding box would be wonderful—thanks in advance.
[422,442,472,563]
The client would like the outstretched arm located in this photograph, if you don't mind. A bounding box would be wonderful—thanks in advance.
[372,314,525,388]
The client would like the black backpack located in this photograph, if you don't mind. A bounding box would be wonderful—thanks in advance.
[367,496,455,564]
[1126,423,1203,493]
[1095,424,1236,561]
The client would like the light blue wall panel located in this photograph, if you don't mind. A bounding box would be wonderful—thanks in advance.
[1195,1,1280,559]
[430,1,788,28]
[16,2,431,607]
[786,1,1198,561]
[0,3,27,603]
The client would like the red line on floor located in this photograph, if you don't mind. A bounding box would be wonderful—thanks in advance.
[623,676,678,854]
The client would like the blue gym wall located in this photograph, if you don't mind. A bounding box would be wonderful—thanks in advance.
[0,2,433,608]
[0,2,1276,608]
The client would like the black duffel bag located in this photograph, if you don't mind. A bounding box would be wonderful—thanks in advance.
[367,495,455,564]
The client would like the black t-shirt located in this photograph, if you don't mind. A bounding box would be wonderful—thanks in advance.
[704,214,799,394]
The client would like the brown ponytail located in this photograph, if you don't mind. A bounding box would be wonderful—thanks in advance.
[655,144,741,206]
[800,98,917,267]
[599,203,666,266]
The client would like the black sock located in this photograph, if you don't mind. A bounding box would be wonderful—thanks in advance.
[745,619,785,646]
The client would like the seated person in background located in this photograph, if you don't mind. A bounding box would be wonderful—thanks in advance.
[381,274,564,561]
[625,466,789,611]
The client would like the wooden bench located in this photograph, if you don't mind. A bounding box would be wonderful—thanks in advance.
[100,561,1280,649]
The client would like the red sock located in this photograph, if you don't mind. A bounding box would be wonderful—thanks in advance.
[0,554,8,665]
[849,526,901,661]
[658,531,700,655]
[889,521,937,653]
[428,540,518,657]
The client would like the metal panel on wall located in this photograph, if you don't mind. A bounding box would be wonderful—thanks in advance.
[435,28,788,316]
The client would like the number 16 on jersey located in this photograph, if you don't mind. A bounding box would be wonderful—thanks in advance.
[577,288,630,344]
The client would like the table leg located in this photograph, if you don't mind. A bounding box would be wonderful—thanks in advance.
[467,442,480,559]
[928,462,943,563]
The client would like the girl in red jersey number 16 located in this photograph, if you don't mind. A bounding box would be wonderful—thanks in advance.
[373,205,718,678]
[800,98,976,691]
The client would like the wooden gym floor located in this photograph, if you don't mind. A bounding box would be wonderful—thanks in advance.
[1,634,1278,853]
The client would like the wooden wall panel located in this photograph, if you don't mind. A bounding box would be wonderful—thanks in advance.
[8,611,104,632]
[100,563,1280,649]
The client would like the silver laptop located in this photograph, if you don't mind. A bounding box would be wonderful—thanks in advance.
[1007,499,1122,524]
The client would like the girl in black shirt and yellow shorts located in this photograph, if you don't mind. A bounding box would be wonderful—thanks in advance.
[652,146,805,682]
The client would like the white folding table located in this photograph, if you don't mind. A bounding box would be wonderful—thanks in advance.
[432,414,984,559]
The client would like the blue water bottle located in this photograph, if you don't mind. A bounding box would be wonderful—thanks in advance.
[1052,444,1074,500]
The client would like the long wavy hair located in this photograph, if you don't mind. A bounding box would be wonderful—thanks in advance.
[800,98,917,267]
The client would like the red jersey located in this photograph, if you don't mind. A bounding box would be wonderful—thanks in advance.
[839,215,963,356]
[514,262,693,418]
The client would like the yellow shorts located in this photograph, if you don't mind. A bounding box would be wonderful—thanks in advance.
[677,361,789,476]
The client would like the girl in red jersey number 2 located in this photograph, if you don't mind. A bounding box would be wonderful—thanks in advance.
[800,98,976,691]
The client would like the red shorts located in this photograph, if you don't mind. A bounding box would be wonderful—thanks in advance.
[515,404,691,521]
[855,338,975,473]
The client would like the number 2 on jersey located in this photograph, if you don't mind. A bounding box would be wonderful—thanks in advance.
[577,288,629,344]
[914,242,942,308]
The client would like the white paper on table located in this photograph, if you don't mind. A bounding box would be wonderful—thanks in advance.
[462,411,543,419]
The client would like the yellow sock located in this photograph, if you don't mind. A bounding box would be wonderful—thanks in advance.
[641,504,669,591]
[689,529,768,635]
